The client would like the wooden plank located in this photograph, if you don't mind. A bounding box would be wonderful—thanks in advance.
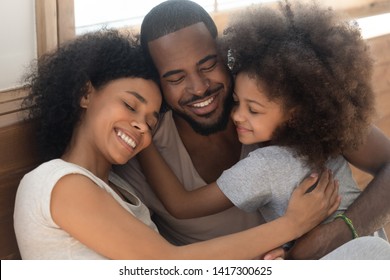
[35,0,58,57]
[57,0,75,44]
[0,121,43,175]
[0,121,43,260]
[0,88,28,104]
[372,62,390,95]
[375,113,390,137]
[335,0,390,18]
[0,99,24,117]
[366,34,390,65]
[374,90,390,120]
[0,111,28,128]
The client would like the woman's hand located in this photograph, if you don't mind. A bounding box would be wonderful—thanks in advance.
[284,170,341,238]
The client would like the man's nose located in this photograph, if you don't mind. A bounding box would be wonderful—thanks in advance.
[186,73,209,96]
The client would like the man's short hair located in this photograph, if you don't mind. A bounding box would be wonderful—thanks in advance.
[140,0,218,48]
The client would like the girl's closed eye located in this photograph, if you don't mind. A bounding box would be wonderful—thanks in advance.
[249,106,261,114]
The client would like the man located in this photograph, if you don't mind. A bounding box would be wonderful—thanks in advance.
[115,0,390,259]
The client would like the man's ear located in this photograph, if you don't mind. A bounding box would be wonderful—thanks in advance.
[80,82,93,108]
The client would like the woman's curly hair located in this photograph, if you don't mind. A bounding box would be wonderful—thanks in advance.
[221,0,375,169]
[22,29,159,161]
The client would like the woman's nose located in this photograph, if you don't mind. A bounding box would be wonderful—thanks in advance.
[131,120,148,134]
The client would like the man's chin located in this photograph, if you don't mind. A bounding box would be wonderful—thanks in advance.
[173,93,233,136]
[178,112,230,136]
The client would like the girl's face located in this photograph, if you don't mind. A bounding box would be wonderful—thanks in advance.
[231,72,291,145]
[80,77,161,165]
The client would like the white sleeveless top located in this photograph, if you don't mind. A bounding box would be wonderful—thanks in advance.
[14,159,158,259]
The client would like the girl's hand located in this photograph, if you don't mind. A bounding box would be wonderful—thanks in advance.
[285,170,341,238]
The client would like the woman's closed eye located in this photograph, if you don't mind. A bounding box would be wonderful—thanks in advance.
[124,102,135,111]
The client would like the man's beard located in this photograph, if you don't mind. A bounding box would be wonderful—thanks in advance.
[173,93,233,136]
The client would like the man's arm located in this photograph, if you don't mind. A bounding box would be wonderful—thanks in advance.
[288,125,390,259]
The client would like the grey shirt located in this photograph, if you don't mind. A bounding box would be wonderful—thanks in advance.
[217,146,360,223]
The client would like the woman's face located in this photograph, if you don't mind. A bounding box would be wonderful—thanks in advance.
[231,72,291,145]
[80,77,161,165]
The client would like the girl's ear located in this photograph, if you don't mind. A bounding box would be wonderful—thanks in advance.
[80,82,93,108]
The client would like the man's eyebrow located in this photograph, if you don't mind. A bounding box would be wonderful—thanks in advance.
[197,54,217,66]
[125,91,147,104]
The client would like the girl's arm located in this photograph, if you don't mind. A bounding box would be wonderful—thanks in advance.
[137,143,233,218]
[51,170,340,259]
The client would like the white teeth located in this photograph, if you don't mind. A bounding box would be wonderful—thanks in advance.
[117,130,136,149]
[192,97,214,108]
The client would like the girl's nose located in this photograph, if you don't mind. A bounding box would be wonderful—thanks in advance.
[231,105,244,123]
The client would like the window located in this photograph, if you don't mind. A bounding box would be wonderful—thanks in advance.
[74,0,274,35]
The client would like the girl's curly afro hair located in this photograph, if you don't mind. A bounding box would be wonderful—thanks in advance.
[221,0,375,169]
[22,29,159,161]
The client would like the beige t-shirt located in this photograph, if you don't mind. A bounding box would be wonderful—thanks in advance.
[114,110,264,245]
[14,159,158,259]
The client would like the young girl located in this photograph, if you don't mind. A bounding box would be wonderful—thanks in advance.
[13,29,340,259]
[137,1,388,241]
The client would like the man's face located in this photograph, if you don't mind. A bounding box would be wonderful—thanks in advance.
[148,22,233,135]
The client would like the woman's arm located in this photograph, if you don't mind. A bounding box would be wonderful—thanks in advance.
[137,143,233,218]
[50,170,339,259]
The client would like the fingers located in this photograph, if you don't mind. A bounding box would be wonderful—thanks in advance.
[327,181,341,216]
[313,169,331,193]
[295,173,319,195]
[314,169,341,217]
